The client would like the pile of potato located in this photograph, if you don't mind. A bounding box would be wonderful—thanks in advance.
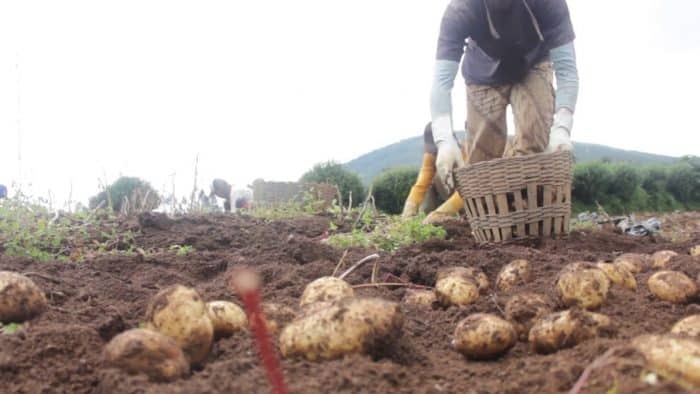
[103,284,260,382]
[100,244,700,383]
[444,247,700,360]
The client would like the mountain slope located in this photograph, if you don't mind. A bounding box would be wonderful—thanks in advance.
[346,133,679,185]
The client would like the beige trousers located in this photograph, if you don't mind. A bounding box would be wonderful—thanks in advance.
[466,61,555,164]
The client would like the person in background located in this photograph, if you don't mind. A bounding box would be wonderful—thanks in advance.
[210,179,252,212]
[0,184,7,199]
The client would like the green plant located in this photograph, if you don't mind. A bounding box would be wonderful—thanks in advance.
[89,176,161,215]
[327,215,447,252]
[300,162,365,206]
[371,167,419,215]
[169,244,195,256]
[1,323,22,335]
[0,193,140,262]
[0,196,72,262]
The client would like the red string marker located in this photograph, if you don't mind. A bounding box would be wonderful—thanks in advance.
[229,268,289,394]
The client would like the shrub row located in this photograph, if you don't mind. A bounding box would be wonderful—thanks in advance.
[371,156,700,215]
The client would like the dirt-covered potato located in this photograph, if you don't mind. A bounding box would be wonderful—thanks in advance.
[280,297,403,361]
[671,315,700,339]
[529,309,614,354]
[464,267,490,295]
[206,301,247,339]
[556,263,610,310]
[402,289,437,307]
[102,329,189,382]
[505,293,553,341]
[648,271,698,304]
[145,285,214,365]
[453,314,517,360]
[299,277,354,307]
[435,267,480,307]
[0,271,48,323]
[613,253,650,274]
[260,303,297,334]
[632,334,700,389]
[496,260,533,292]
[651,250,679,269]
[691,245,700,257]
[596,262,637,291]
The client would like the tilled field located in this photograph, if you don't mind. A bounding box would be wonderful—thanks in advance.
[1,212,699,394]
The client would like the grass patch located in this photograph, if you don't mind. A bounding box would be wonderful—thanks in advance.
[327,215,447,252]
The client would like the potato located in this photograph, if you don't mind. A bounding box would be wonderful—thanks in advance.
[452,314,517,360]
[691,245,700,257]
[0,271,48,323]
[505,293,553,341]
[145,285,214,365]
[596,262,637,291]
[435,267,480,307]
[102,329,189,382]
[529,309,614,354]
[496,260,533,292]
[299,277,354,307]
[206,301,247,339]
[632,334,700,389]
[651,250,679,269]
[280,297,403,361]
[556,263,610,310]
[464,267,490,295]
[671,315,700,339]
[402,289,437,307]
[648,271,698,304]
[613,253,650,274]
[260,303,297,334]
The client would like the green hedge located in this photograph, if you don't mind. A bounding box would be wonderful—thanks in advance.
[372,167,419,214]
[300,162,365,205]
[572,156,699,214]
[89,176,160,214]
[369,156,700,216]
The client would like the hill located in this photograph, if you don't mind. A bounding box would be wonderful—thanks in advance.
[346,133,679,184]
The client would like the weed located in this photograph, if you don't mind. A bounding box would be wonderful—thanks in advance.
[1,323,22,335]
[169,244,195,256]
[327,215,447,252]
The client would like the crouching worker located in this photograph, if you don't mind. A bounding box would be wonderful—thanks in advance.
[403,0,579,224]
[401,123,471,224]
[0,184,7,199]
[211,179,252,212]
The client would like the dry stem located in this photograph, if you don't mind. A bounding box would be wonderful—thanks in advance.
[23,272,62,284]
[569,347,621,394]
[352,282,432,290]
[338,254,380,280]
[331,250,349,277]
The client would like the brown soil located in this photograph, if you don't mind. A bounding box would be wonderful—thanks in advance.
[1,212,700,394]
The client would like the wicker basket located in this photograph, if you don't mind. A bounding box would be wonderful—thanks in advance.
[455,150,574,243]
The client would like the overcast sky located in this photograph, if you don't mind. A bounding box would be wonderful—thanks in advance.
[1,0,699,207]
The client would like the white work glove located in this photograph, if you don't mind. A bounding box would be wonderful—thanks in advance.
[546,108,574,152]
[432,115,465,193]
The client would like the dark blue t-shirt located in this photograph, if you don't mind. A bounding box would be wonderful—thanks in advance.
[437,0,575,85]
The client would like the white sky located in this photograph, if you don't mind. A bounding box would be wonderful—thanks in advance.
[1,0,699,206]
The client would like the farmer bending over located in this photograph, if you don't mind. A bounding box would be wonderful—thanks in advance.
[403,0,579,224]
